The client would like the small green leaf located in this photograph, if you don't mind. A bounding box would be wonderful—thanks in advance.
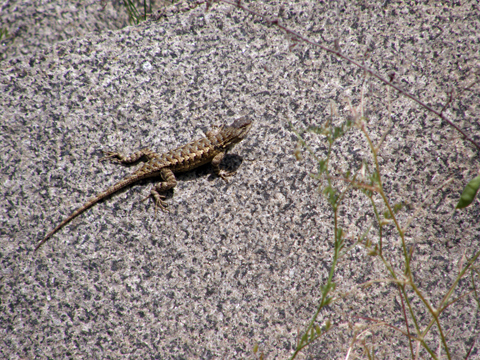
[333,126,344,140]
[323,296,333,306]
[370,170,380,185]
[318,159,327,173]
[321,283,335,297]
[456,175,480,209]
[336,228,343,239]
[368,244,379,256]
[253,343,258,354]
[0,28,9,41]
[301,332,309,344]
[365,237,371,248]
[315,325,321,335]
[393,202,404,213]
[306,125,325,135]
[323,186,339,206]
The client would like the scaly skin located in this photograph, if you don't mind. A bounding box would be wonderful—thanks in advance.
[35,117,252,251]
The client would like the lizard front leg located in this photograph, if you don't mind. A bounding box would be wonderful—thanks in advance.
[102,148,159,164]
[142,167,177,217]
[211,151,234,182]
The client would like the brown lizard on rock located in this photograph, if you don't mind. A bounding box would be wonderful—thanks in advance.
[35,117,252,251]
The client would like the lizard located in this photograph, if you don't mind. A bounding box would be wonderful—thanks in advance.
[35,117,252,251]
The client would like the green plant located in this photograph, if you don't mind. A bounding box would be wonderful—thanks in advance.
[455,175,480,210]
[211,2,480,357]
[0,27,9,41]
[123,0,149,24]
[291,89,480,359]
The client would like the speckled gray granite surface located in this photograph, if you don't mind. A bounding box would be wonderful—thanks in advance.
[1,1,480,359]
[0,0,133,61]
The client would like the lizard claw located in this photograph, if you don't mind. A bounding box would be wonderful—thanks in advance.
[142,191,169,219]
[218,170,236,182]
[100,151,121,162]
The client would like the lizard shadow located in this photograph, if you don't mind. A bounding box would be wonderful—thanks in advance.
[196,153,245,182]
[105,153,245,201]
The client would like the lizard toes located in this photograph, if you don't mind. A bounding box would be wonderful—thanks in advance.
[100,151,121,162]
[218,171,236,182]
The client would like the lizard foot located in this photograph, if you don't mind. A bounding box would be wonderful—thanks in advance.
[142,190,169,218]
[100,151,122,162]
[217,170,237,182]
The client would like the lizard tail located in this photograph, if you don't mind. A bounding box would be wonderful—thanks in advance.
[35,175,144,252]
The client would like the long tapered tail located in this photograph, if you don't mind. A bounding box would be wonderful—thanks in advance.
[35,174,149,252]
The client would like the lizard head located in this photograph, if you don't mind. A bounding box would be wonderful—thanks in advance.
[226,117,252,144]
[207,117,252,151]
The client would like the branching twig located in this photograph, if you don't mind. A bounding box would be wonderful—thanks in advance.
[218,0,480,151]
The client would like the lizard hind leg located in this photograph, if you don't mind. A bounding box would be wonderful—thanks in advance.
[141,168,177,218]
